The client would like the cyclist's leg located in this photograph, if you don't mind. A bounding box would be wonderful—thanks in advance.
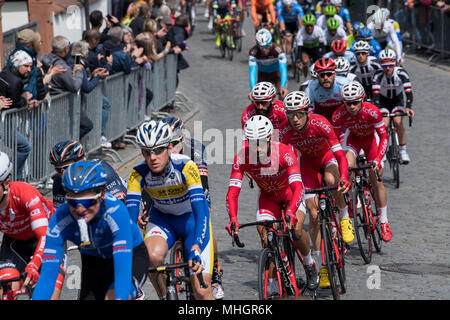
[392,102,408,159]
[301,51,310,77]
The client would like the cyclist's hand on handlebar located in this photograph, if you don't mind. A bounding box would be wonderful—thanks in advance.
[406,107,415,118]
[188,248,203,275]
[338,178,351,194]
[24,263,39,288]
[226,218,239,236]
[279,87,288,100]
[138,212,149,228]
[285,209,298,229]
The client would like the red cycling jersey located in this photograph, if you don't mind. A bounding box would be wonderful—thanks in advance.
[241,100,287,130]
[227,141,304,222]
[0,182,55,270]
[332,102,388,166]
[279,114,349,186]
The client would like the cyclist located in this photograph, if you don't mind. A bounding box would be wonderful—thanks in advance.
[372,48,415,164]
[0,152,63,300]
[213,0,239,48]
[316,5,344,32]
[249,28,288,99]
[49,140,127,208]
[159,116,225,300]
[352,26,382,58]
[323,38,356,64]
[349,40,382,101]
[126,120,214,300]
[331,81,392,242]
[278,0,304,65]
[331,0,352,35]
[295,14,326,78]
[382,8,403,60]
[299,64,317,91]
[242,81,287,130]
[278,91,352,289]
[304,57,350,122]
[367,9,403,64]
[251,0,277,31]
[33,160,149,300]
[226,115,319,293]
[346,21,364,49]
[334,56,357,82]
[323,18,347,53]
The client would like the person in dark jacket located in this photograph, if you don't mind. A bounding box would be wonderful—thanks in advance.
[99,26,134,75]
[129,3,152,36]
[166,14,190,87]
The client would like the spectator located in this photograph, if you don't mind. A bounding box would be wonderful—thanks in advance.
[151,0,165,19]
[155,15,175,53]
[122,0,150,25]
[143,18,171,54]
[40,36,93,140]
[89,10,120,44]
[84,29,104,71]
[167,14,191,76]
[129,3,152,36]
[122,26,137,55]
[0,51,36,178]
[100,26,135,75]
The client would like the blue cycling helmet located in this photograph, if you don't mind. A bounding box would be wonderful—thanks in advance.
[352,21,364,33]
[358,26,372,39]
[62,160,107,193]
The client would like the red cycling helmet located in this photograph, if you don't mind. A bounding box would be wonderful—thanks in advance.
[315,58,336,73]
[331,39,347,54]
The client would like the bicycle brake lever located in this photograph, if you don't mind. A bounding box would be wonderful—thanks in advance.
[191,258,208,289]
[339,181,349,205]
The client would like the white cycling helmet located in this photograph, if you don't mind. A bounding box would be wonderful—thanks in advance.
[0,152,13,182]
[379,48,397,64]
[283,0,294,6]
[334,56,351,75]
[341,81,365,101]
[380,8,390,19]
[373,9,387,29]
[353,40,370,53]
[255,29,272,48]
[243,115,273,140]
[136,120,173,148]
[283,91,311,111]
[251,82,276,101]
[310,64,317,79]
[330,0,342,6]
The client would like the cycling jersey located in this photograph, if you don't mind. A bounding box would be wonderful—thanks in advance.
[349,55,382,98]
[296,26,326,49]
[52,159,127,207]
[126,153,210,249]
[227,141,304,220]
[0,182,55,273]
[323,27,347,47]
[336,72,358,82]
[349,38,382,58]
[323,50,356,64]
[338,7,351,23]
[277,2,304,24]
[316,14,344,31]
[249,44,288,89]
[367,21,402,61]
[212,0,238,18]
[332,101,388,164]
[304,76,351,122]
[372,67,413,110]
[241,100,287,130]
[251,0,276,22]
[33,193,143,300]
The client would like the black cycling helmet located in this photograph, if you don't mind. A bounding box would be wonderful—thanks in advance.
[49,140,85,167]
[162,116,184,143]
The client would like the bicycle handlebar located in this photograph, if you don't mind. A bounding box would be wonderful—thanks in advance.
[231,220,284,248]
[304,185,338,194]
[147,259,208,289]
[382,112,413,127]
[349,162,382,182]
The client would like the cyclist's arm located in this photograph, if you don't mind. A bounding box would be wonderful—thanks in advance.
[249,52,258,89]
[250,0,259,24]
[269,3,277,23]
[284,148,304,216]
[373,115,389,163]
[371,70,383,108]
[323,121,349,181]
[226,154,245,224]
[125,168,143,223]
[183,161,211,249]
[399,68,413,108]
[388,24,402,61]
[276,46,288,88]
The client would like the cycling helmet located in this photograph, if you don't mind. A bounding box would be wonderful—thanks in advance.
[136,120,173,148]
[62,160,107,193]
[283,91,311,111]
[255,29,272,48]
[303,14,316,26]
[341,81,365,101]
[330,0,342,5]
[323,5,337,16]
[283,0,294,6]
[373,9,387,28]
[49,140,85,167]
[379,48,397,64]
[352,21,364,33]
[0,152,12,182]
[331,39,346,54]
[380,8,390,19]
[162,116,184,143]
[310,64,317,79]
[315,57,336,73]
[243,115,273,141]
[334,56,351,74]
[357,26,372,39]
[251,81,276,101]
[353,40,371,53]
[326,17,339,30]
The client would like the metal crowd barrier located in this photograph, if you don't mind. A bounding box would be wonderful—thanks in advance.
[0,55,178,183]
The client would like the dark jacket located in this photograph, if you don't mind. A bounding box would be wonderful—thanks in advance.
[129,15,146,37]
[0,66,29,109]
[167,25,190,71]
[99,40,132,75]
[40,53,83,96]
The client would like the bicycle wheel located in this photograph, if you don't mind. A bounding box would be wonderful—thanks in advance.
[352,190,373,264]
[392,145,400,189]
[235,22,242,52]
[334,219,347,294]
[169,240,194,300]
[321,219,340,300]
[227,44,234,61]
[366,187,383,253]
[257,247,278,300]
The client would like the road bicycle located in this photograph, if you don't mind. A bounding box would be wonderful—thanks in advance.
[304,184,347,300]
[217,17,237,61]
[0,261,32,300]
[382,112,413,188]
[231,212,315,300]
[348,155,383,264]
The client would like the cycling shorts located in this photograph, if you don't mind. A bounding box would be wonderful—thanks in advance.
[78,242,149,300]
[301,47,321,62]
[300,150,337,195]
[379,95,405,114]
[145,208,214,275]
[258,70,281,92]
[342,132,382,164]
[285,22,298,35]
[256,188,306,222]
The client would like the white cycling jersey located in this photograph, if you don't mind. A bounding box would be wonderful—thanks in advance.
[324,26,347,46]
[316,14,344,31]
[296,26,326,48]
[350,55,382,88]
[367,20,402,61]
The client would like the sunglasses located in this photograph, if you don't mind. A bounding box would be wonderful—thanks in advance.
[55,165,70,174]
[355,52,368,56]
[286,110,308,119]
[382,64,395,68]
[318,72,335,78]
[253,100,271,105]
[344,100,362,106]
[66,193,102,209]
[141,146,167,156]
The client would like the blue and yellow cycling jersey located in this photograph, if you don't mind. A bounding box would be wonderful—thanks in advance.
[126,153,210,249]
[277,2,304,24]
